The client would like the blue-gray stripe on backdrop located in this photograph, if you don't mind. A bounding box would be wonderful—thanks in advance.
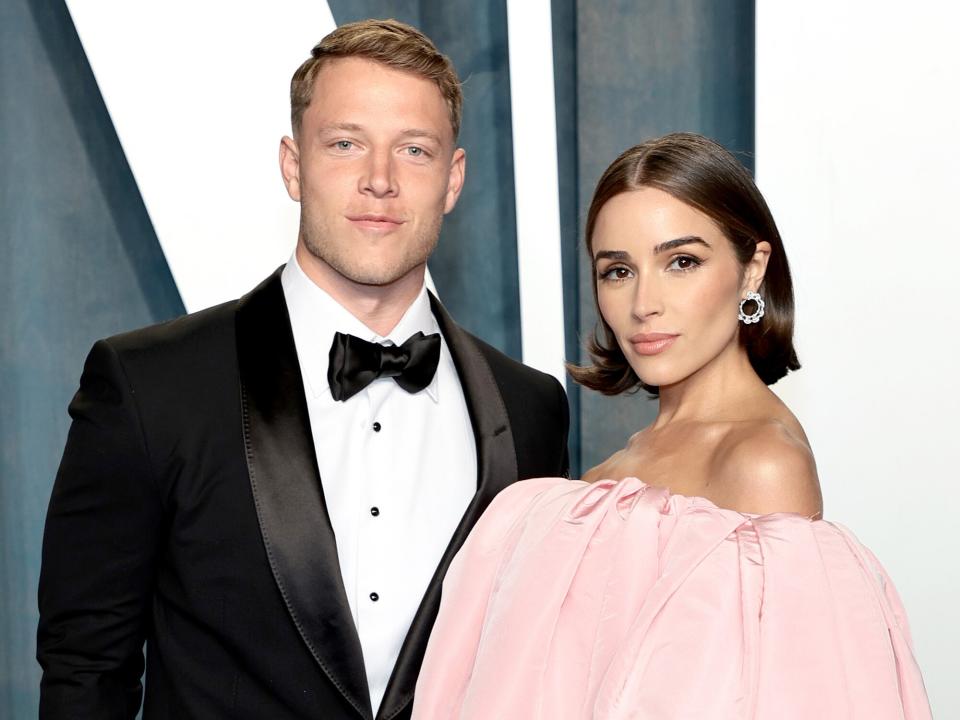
[575,0,756,472]
[0,0,184,715]
[551,0,583,473]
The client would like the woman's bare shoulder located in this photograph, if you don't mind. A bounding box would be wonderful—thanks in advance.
[712,419,823,518]
[581,429,649,484]
[581,452,620,484]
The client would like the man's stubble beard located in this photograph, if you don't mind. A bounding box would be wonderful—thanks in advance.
[299,209,443,287]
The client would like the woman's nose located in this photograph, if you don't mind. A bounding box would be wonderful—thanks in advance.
[631,274,664,320]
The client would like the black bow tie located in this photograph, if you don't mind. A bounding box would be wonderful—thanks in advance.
[327,331,442,402]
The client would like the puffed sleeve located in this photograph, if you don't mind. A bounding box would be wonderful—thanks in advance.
[412,477,565,718]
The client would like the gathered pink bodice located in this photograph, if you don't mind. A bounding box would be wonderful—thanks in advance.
[412,477,930,719]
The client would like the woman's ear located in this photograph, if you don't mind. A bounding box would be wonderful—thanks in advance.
[743,240,772,294]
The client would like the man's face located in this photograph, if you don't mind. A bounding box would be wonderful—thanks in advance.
[280,57,465,287]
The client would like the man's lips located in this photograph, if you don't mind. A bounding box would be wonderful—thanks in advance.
[346,214,405,230]
[629,332,679,356]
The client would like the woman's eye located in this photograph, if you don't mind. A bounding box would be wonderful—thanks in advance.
[599,266,633,281]
[667,255,701,271]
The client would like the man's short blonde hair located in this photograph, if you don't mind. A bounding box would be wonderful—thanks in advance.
[290,18,463,140]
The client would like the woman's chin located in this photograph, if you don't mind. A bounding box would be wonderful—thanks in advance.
[628,360,687,389]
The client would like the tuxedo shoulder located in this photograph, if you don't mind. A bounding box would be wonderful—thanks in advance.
[103,298,239,360]
[80,299,246,398]
[464,332,570,477]
[77,298,248,427]
[469,333,565,398]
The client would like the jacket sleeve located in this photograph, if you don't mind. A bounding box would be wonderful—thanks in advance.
[37,339,164,720]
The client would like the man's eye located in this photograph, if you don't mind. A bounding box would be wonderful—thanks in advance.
[406,146,424,156]
[335,140,353,150]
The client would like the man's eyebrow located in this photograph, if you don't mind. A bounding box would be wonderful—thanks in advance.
[594,250,630,261]
[653,236,711,254]
[318,123,365,134]
[398,128,443,145]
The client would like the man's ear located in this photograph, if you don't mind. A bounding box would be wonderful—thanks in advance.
[443,148,466,214]
[743,240,772,295]
[279,135,302,202]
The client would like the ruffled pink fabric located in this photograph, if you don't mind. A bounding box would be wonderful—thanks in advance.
[412,477,930,719]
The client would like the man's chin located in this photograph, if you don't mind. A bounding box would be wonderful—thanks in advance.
[342,272,402,287]
[299,236,431,289]
[334,261,426,288]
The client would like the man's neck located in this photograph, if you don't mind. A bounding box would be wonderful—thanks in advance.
[294,244,425,337]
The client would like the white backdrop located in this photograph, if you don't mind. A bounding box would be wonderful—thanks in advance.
[66,0,336,312]
[757,3,960,716]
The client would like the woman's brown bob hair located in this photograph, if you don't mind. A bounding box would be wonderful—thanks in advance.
[569,132,800,396]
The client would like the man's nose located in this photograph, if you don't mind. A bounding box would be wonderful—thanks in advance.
[360,148,398,198]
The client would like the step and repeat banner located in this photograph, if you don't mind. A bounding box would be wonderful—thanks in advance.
[1,1,955,716]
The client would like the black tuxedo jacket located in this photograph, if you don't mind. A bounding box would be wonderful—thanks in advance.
[38,270,569,720]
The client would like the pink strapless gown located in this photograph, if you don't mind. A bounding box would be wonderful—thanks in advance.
[412,477,930,719]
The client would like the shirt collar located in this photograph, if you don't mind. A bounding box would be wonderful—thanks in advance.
[281,253,441,402]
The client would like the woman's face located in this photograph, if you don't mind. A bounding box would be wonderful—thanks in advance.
[592,187,766,389]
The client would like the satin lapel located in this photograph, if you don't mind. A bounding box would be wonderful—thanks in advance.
[376,293,519,720]
[236,270,373,720]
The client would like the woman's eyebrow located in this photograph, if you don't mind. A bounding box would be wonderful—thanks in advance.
[653,235,711,254]
[594,250,630,261]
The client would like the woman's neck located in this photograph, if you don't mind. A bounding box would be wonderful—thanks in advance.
[653,342,769,429]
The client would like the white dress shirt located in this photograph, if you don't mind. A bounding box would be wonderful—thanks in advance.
[281,256,477,713]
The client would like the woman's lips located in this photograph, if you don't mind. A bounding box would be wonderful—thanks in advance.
[629,333,679,356]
